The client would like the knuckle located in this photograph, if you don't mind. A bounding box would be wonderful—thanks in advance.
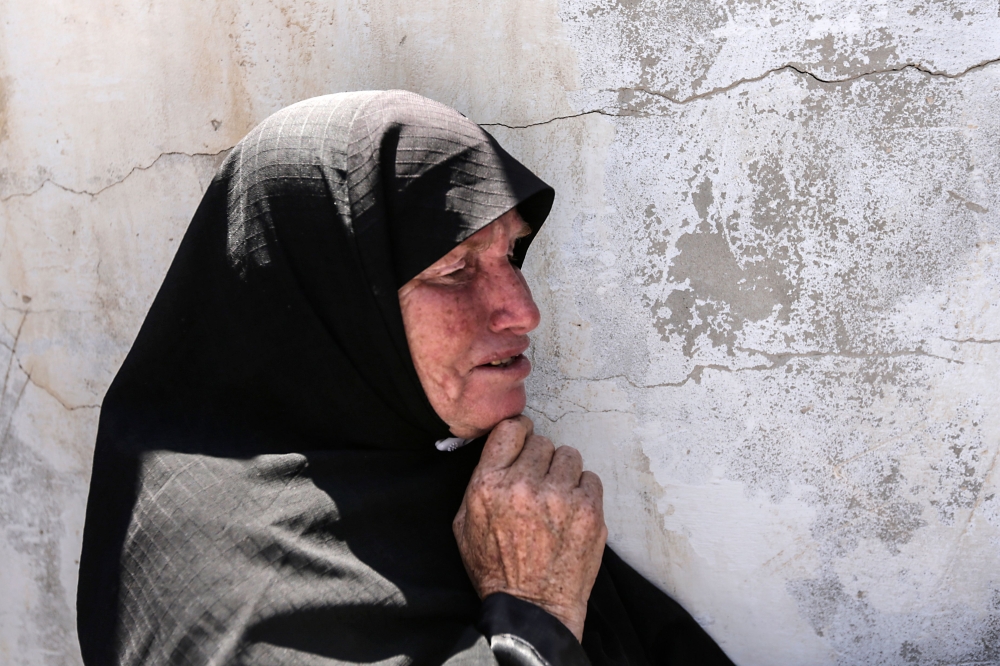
[582,470,604,492]
[545,486,573,510]
[577,503,606,530]
[577,486,603,511]
[517,414,535,433]
[493,418,520,438]
[530,435,554,453]
[503,415,532,434]
[509,478,537,503]
[468,476,497,503]
[540,482,562,500]
[558,445,582,462]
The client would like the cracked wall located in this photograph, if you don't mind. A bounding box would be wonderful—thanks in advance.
[1,1,998,665]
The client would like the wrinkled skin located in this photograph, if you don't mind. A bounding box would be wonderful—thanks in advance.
[399,210,539,439]
[399,210,607,641]
[453,416,606,640]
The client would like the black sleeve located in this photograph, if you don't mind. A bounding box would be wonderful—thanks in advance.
[587,547,736,666]
[477,593,592,666]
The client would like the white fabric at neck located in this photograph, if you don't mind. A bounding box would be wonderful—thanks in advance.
[435,437,470,452]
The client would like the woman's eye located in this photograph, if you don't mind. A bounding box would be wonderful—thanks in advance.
[435,264,471,284]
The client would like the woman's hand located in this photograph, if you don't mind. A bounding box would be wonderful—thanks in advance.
[453,415,607,641]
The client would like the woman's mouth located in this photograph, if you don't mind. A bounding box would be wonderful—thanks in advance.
[477,354,529,374]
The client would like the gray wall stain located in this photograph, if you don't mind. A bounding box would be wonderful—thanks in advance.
[0,434,80,666]
[3,0,1000,664]
[548,2,1000,662]
[655,162,801,356]
[788,574,1000,665]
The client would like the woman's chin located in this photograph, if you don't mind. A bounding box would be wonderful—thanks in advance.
[447,388,527,439]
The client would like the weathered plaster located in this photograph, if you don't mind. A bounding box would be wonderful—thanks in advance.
[2,0,998,664]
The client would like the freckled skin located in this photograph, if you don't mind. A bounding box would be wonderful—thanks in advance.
[399,210,607,641]
[398,210,540,439]
[453,416,606,641]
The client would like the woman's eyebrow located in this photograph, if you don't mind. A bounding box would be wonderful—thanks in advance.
[421,253,467,277]
[461,216,531,256]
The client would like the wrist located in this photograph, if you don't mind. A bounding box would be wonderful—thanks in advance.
[533,602,585,642]
[477,593,592,665]
[483,590,585,642]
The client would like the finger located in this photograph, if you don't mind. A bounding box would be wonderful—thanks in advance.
[578,470,604,505]
[476,416,534,471]
[578,472,607,536]
[509,434,555,481]
[546,446,584,487]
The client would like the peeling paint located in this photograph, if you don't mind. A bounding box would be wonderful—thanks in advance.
[2,0,999,664]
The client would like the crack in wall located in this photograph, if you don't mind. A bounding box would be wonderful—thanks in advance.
[15,357,100,412]
[1,311,100,413]
[0,367,29,447]
[629,57,1000,106]
[593,347,963,391]
[1,312,27,405]
[530,405,629,424]
[482,109,617,129]
[6,57,996,178]
[528,388,633,424]
[942,337,1000,345]
[482,56,1000,129]
[734,347,964,366]
[0,148,232,203]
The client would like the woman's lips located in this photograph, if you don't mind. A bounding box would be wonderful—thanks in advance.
[475,354,530,375]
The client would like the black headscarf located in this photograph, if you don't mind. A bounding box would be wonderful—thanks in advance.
[78,91,734,666]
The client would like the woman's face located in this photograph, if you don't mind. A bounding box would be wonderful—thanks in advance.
[399,210,541,439]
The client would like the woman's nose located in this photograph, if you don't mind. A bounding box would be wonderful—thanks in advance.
[486,264,541,334]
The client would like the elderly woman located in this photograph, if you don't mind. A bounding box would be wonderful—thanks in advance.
[77,91,733,666]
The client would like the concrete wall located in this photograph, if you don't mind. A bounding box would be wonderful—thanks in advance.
[1,1,998,664]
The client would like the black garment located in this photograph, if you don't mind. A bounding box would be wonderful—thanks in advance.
[77,90,734,666]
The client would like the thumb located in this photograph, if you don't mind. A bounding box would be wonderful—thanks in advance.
[476,415,534,471]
